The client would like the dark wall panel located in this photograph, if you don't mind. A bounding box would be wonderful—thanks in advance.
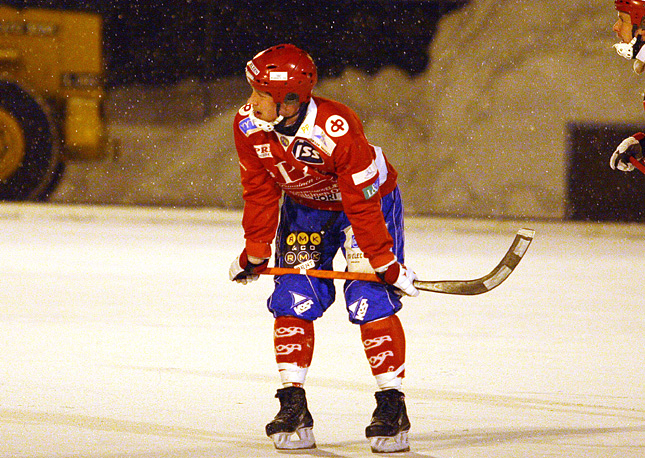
[567,122,645,222]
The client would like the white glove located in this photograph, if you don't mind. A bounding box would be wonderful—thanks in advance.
[610,134,644,172]
[229,250,268,284]
[375,260,419,297]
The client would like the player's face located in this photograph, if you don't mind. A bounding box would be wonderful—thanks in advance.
[247,88,278,122]
[247,87,301,125]
[614,12,634,43]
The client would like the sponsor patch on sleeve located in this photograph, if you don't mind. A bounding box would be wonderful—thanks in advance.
[352,161,378,185]
[361,179,380,200]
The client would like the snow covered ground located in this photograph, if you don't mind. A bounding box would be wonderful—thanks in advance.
[1,203,644,458]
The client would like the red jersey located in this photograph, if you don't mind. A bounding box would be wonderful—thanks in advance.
[233,96,398,269]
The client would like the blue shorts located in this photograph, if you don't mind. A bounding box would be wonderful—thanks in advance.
[267,187,406,324]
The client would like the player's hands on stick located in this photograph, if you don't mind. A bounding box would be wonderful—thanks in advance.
[229,249,269,284]
[610,133,645,172]
[375,260,419,297]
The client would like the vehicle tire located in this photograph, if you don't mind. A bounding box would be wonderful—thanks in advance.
[0,80,61,201]
[36,161,66,202]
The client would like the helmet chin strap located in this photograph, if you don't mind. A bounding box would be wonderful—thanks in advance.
[249,101,302,133]
[249,111,284,132]
[614,34,645,60]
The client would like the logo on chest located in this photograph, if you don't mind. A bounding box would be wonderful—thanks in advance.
[292,139,323,165]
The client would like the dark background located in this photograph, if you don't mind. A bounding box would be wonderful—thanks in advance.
[4,0,468,87]
[567,123,645,222]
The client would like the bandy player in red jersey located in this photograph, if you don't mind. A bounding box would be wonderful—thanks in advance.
[611,0,645,171]
[228,44,418,453]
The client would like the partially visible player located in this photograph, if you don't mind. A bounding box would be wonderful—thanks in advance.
[229,44,417,453]
[610,0,645,171]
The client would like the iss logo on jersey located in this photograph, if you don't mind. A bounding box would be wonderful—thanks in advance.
[254,144,272,158]
[292,139,323,164]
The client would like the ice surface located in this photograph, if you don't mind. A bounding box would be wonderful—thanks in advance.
[0,204,644,457]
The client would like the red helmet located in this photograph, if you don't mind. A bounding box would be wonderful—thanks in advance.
[245,44,318,104]
[616,0,645,28]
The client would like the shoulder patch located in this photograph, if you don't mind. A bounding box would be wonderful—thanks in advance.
[325,115,349,138]
[239,117,262,136]
[238,103,253,116]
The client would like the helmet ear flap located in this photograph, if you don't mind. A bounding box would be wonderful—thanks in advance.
[283,93,300,104]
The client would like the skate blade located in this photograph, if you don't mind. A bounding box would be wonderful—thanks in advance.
[369,430,410,453]
[270,427,316,450]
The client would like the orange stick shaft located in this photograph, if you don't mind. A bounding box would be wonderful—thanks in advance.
[262,267,381,283]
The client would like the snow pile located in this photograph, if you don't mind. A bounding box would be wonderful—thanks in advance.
[53,0,643,218]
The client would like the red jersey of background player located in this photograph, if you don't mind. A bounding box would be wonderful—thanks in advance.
[233,95,398,269]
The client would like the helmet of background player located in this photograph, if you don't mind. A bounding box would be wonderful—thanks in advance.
[616,0,645,31]
[245,44,318,105]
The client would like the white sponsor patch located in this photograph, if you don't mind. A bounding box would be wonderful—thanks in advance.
[325,115,349,137]
[294,300,313,315]
[343,226,374,273]
[352,160,378,185]
[349,298,370,321]
[248,61,260,75]
[311,125,336,155]
[253,144,272,158]
[292,292,313,315]
[270,71,288,81]
[295,259,316,270]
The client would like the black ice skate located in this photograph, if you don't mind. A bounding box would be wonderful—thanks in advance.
[365,389,411,453]
[265,386,315,450]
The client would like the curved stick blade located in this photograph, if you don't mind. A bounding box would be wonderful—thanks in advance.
[413,228,534,295]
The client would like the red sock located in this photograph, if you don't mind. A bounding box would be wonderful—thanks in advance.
[274,316,314,387]
[360,314,406,389]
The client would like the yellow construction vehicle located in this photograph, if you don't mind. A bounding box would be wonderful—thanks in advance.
[0,6,108,200]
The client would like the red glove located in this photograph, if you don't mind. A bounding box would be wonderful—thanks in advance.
[375,260,419,297]
[229,249,268,284]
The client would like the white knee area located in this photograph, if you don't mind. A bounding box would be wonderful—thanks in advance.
[277,363,308,387]
[375,364,405,391]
